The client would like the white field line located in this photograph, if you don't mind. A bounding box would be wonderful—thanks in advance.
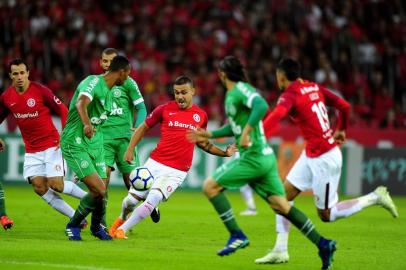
[0,260,119,270]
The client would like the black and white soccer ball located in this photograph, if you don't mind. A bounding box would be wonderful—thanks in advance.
[129,167,154,191]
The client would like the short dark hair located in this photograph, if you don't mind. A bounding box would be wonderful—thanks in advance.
[277,58,301,81]
[218,56,247,82]
[102,48,119,56]
[174,75,194,87]
[108,55,130,71]
[9,58,29,72]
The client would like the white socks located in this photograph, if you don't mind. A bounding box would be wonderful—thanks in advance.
[62,181,87,199]
[273,202,293,252]
[119,190,163,232]
[329,192,378,221]
[120,194,140,220]
[41,189,75,218]
[240,185,256,210]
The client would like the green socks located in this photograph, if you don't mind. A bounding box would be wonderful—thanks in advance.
[69,193,97,226]
[209,192,242,234]
[0,181,6,216]
[286,206,321,245]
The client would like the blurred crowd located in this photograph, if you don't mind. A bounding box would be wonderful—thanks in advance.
[1,0,406,129]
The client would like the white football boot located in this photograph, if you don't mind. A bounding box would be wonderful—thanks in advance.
[374,186,399,218]
[239,208,257,216]
[255,250,289,264]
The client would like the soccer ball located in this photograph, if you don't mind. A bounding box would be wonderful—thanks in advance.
[129,167,154,191]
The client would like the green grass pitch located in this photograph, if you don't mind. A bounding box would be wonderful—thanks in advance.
[0,185,405,270]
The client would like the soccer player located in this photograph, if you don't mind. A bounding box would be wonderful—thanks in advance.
[62,55,131,241]
[256,58,399,265]
[188,56,336,270]
[0,138,13,230]
[0,59,87,222]
[109,76,237,239]
[98,48,159,223]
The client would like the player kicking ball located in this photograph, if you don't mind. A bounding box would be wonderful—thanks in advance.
[188,56,336,270]
[109,76,237,239]
[256,58,399,266]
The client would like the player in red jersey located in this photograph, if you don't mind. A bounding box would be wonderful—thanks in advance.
[0,138,14,230]
[0,59,87,222]
[255,58,399,265]
[109,76,237,239]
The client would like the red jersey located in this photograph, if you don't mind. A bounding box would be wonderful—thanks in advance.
[145,101,208,172]
[264,80,350,157]
[0,82,68,153]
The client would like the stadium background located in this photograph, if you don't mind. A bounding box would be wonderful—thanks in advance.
[1,0,405,195]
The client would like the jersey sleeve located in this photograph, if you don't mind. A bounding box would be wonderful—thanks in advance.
[126,77,144,106]
[275,90,296,111]
[40,85,68,128]
[320,86,351,130]
[236,84,261,109]
[0,94,10,124]
[76,75,100,101]
[145,104,165,128]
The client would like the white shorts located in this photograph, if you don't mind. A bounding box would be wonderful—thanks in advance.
[286,146,342,209]
[129,158,188,201]
[23,147,65,181]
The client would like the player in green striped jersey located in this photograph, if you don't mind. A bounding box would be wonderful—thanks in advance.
[188,56,336,269]
[98,49,160,228]
[61,55,131,241]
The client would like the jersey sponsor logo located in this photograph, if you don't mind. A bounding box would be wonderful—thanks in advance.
[168,120,197,130]
[112,88,121,98]
[90,112,108,125]
[85,77,99,93]
[27,98,36,107]
[13,111,39,119]
[54,96,62,104]
[75,137,82,144]
[110,102,123,115]
[193,113,201,122]
[300,85,319,94]
[80,160,89,168]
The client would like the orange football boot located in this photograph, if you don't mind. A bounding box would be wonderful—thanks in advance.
[109,217,124,237]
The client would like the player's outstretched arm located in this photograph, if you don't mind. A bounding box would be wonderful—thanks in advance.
[124,122,149,163]
[197,141,237,157]
[76,95,94,138]
[240,96,269,147]
[0,138,5,152]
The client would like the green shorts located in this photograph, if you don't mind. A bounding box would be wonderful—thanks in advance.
[212,153,285,201]
[61,143,107,180]
[104,138,139,174]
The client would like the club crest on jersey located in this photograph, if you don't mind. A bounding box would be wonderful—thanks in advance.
[193,113,200,122]
[75,137,82,144]
[54,96,62,104]
[113,88,121,98]
[27,98,36,107]
[80,160,89,168]
[55,165,62,172]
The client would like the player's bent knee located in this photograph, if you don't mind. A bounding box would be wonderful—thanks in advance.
[146,189,164,207]
[203,178,220,198]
